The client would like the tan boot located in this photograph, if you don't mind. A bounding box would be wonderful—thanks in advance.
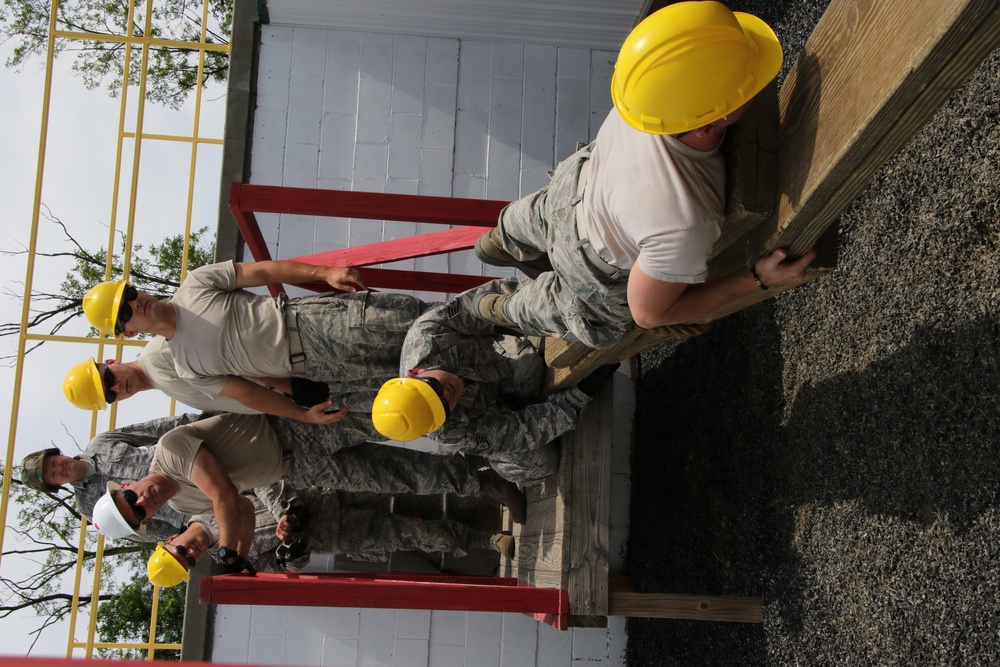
[478,469,527,524]
[489,532,515,559]
[474,228,552,279]
[473,292,513,327]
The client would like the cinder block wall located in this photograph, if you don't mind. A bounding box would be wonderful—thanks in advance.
[210,24,627,666]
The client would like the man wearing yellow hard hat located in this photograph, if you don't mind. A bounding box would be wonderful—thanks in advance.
[89,413,524,575]
[471,1,815,348]
[373,278,618,483]
[78,258,430,426]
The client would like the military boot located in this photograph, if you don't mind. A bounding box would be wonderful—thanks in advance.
[474,228,552,279]
[472,531,516,559]
[478,469,527,524]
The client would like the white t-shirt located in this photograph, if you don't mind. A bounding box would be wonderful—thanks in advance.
[577,111,725,283]
[167,261,292,397]
[137,335,262,413]
[151,413,287,515]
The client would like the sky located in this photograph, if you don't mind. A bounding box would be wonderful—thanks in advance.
[0,37,227,656]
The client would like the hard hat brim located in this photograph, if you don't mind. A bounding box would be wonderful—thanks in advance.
[86,359,108,411]
[734,12,784,101]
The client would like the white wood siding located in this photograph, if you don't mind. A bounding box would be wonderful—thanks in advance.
[265,0,647,50]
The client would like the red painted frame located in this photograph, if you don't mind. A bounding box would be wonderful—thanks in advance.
[201,572,571,629]
[227,182,509,297]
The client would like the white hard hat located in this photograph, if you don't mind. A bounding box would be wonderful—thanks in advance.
[91,481,145,538]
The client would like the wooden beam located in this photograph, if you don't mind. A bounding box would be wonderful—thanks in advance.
[609,591,763,623]
[545,0,1000,390]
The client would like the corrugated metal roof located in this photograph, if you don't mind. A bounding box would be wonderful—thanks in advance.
[264,0,648,50]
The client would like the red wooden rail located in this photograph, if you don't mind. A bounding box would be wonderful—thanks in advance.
[201,572,571,629]
[228,182,509,297]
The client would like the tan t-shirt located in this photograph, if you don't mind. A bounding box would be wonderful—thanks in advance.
[151,413,288,515]
[167,261,291,397]
[577,111,725,283]
[137,336,262,414]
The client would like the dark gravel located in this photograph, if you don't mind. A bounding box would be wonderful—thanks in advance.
[626,2,1000,665]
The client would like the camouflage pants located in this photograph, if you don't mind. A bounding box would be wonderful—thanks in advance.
[251,491,489,569]
[295,291,428,411]
[492,143,633,349]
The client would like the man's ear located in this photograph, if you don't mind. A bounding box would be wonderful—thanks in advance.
[406,369,422,377]
[122,329,139,339]
[104,358,119,366]
[166,533,180,543]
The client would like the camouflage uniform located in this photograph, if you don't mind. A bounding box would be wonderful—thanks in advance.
[488,143,633,349]
[73,414,202,542]
[399,278,591,483]
[293,291,429,412]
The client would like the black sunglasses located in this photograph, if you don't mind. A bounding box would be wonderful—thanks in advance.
[116,488,146,527]
[413,376,451,418]
[99,364,117,404]
[114,284,139,336]
[167,543,196,568]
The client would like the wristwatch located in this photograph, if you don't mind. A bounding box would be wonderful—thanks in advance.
[216,546,238,563]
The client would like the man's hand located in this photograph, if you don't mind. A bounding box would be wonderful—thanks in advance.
[323,267,367,293]
[275,514,300,542]
[753,248,816,288]
[300,401,350,424]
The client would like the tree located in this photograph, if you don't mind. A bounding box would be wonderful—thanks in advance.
[0,206,216,359]
[0,0,232,109]
[0,469,182,658]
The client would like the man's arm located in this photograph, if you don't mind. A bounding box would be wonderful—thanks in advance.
[188,446,256,558]
[233,260,367,293]
[627,248,816,328]
[220,376,348,424]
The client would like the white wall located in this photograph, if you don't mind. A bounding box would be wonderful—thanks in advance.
[210,24,626,666]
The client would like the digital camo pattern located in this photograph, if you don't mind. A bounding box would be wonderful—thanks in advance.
[400,278,590,483]
[490,142,634,349]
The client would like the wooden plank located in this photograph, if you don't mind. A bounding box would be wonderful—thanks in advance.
[608,591,763,623]
[565,381,614,617]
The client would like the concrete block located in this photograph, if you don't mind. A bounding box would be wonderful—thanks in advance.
[247,632,287,665]
[429,610,468,646]
[555,76,591,158]
[465,612,502,667]
[500,612,538,651]
[454,111,489,177]
[275,214,318,259]
[250,106,288,176]
[492,43,524,80]
[387,177,419,196]
[536,621,573,666]
[392,39,427,115]
[520,169,550,196]
[393,638,430,667]
[250,605,288,635]
[323,37,361,116]
[257,29,293,112]
[322,638,360,667]
[521,45,558,175]
[349,217,386,248]
[457,42,492,113]
[418,148,454,196]
[284,611,326,666]
[572,626,611,661]
[395,609,432,639]
[359,608,396,666]
[357,75,391,144]
[499,648,535,667]
[423,85,457,151]
[425,38,459,87]
[607,616,628,666]
[282,141,319,187]
[557,47,591,80]
[388,113,423,180]
[325,607,362,638]
[353,142,388,191]
[287,75,324,146]
[291,27,329,80]
[319,113,358,181]
[452,173,487,200]
[486,139,521,201]
[429,644,466,667]
[489,76,524,148]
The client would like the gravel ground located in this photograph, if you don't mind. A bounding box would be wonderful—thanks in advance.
[626,2,1000,665]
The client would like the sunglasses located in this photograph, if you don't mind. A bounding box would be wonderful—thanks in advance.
[115,488,147,527]
[99,364,117,404]
[413,376,451,417]
[167,543,196,569]
[114,284,139,336]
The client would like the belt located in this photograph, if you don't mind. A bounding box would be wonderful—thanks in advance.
[284,302,306,373]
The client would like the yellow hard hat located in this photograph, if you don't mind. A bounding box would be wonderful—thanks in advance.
[371,378,447,442]
[148,543,190,588]
[63,359,108,411]
[611,0,783,134]
[83,280,129,337]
